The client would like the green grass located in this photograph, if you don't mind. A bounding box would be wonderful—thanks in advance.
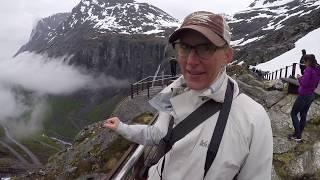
[99,137,132,172]
[132,112,154,124]
[42,96,82,141]
[19,133,62,164]
[0,125,5,138]
[86,94,124,124]
[42,95,91,140]
[42,94,125,141]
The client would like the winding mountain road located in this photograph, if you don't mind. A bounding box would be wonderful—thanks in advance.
[1,124,42,166]
[0,140,30,166]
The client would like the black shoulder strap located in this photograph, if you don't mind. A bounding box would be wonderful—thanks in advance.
[157,80,234,179]
[204,80,234,177]
[158,98,222,179]
[162,96,222,155]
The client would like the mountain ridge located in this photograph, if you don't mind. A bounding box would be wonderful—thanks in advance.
[16,0,320,69]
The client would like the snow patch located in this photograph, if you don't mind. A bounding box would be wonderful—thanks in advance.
[255,27,320,76]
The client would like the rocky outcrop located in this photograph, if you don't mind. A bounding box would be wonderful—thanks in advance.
[236,74,287,108]
[236,73,320,179]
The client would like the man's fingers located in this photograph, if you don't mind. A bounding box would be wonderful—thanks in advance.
[103,117,120,130]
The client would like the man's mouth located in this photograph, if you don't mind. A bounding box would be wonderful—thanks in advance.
[187,70,205,75]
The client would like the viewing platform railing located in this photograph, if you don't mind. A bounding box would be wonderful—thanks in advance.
[263,63,300,80]
[130,75,179,99]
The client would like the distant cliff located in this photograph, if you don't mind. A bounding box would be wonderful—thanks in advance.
[15,0,179,80]
[16,0,320,75]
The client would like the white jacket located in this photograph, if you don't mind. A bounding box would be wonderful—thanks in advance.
[116,71,273,180]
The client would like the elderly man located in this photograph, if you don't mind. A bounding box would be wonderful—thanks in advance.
[104,11,273,180]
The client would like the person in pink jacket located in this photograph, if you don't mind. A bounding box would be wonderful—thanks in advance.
[289,54,320,142]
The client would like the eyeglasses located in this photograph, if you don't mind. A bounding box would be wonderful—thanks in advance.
[172,41,226,60]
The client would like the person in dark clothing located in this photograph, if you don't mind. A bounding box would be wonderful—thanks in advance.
[169,56,177,77]
[289,54,320,142]
[299,49,307,75]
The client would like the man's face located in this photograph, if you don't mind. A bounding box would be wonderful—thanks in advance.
[175,30,233,90]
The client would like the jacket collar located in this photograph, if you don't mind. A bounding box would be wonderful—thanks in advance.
[149,70,240,115]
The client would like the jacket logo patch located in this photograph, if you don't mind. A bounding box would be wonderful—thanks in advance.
[200,140,209,148]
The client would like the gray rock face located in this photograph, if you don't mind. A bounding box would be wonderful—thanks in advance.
[313,142,320,172]
[236,73,320,179]
[287,142,320,178]
[288,151,312,177]
[272,165,281,180]
[112,94,157,123]
[264,80,285,91]
[273,137,297,154]
[237,75,286,108]
[237,73,265,88]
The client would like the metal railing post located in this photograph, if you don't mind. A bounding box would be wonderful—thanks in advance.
[131,84,134,99]
[285,66,288,78]
[136,84,139,95]
[280,68,283,78]
[275,70,278,79]
[292,63,297,78]
[161,71,164,87]
[147,82,150,98]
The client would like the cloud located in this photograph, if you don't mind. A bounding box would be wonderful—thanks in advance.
[0,52,128,136]
[0,87,27,120]
[6,96,48,138]
[0,53,128,95]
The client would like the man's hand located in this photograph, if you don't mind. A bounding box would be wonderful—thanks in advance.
[103,117,120,130]
[297,74,302,78]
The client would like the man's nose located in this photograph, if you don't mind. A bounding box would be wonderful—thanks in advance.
[187,49,201,65]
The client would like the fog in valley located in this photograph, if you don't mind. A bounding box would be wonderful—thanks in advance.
[0,53,128,137]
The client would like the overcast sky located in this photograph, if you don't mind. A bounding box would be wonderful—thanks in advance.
[0,0,79,60]
[0,0,253,60]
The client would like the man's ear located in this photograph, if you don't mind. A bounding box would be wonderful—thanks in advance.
[224,47,234,64]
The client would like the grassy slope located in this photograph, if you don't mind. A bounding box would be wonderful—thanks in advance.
[1,92,125,166]
[42,93,124,141]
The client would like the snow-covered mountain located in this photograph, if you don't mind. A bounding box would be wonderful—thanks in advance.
[255,27,320,75]
[66,0,179,34]
[15,0,320,79]
[16,0,179,54]
[229,0,320,65]
[15,0,180,81]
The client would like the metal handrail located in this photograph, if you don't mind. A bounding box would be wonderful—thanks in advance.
[110,113,159,180]
[133,76,178,86]
[263,63,303,80]
[133,75,174,85]
[131,75,179,99]
[112,145,145,180]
